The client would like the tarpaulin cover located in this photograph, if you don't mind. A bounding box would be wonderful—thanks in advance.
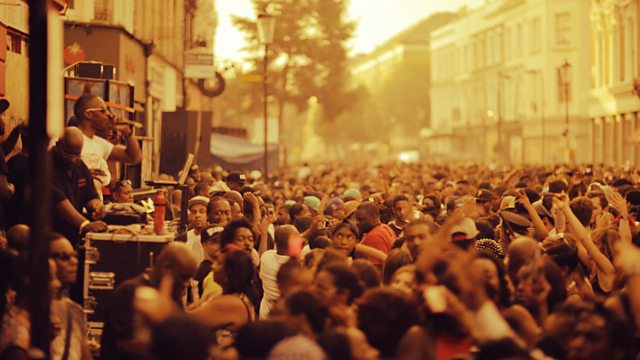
[210,132,278,171]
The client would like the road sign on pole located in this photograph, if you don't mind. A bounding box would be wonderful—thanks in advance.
[185,47,215,79]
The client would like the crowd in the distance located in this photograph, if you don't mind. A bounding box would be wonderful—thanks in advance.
[5,159,640,359]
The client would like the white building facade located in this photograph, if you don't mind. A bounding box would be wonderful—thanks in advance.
[588,0,639,165]
[430,0,592,164]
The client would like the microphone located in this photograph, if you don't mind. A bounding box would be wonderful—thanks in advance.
[116,119,143,129]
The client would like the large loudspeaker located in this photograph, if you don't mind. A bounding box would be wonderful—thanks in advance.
[160,111,212,177]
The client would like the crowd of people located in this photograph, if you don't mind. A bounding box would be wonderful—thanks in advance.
[1,94,640,359]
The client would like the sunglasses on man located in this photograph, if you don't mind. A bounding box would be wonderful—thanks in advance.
[85,107,112,114]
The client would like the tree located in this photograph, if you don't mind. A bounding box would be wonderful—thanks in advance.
[232,0,357,144]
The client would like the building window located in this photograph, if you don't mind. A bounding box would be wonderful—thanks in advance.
[531,17,541,53]
[555,13,571,46]
[505,27,511,60]
[94,0,113,22]
[619,21,625,82]
[7,32,21,54]
[516,23,523,57]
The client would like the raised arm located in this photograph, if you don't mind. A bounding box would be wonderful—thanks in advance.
[556,194,615,292]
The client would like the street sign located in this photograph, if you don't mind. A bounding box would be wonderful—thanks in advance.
[241,73,263,83]
[185,47,215,79]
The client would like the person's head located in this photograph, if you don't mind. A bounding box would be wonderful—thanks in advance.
[545,241,579,276]
[392,195,412,224]
[289,203,310,222]
[354,202,381,235]
[474,253,510,308]
[220,219,255,254]
[331,221,359,257]
[314,262,363,306]
[549,179,568,194]
[226,172,247,191]
[276,204,292,225]
[207,196,231,227]
[6,224,29,253]
[566,306,634,360]
[193,181,209,197]
[54,126,84,167]
[390,265,416,296]
[74,94,114,134]
[284,289,330,336]
[570,196,594,227]
[151,243,198,299]
[351,259,382,289]
[356,288,419,358]
[189,165,202,183]
[586,192,608,225]
[200,225,223,264]
[506,237,542,287]
[275,225,299,254]
[403,217,438,260]
[188,196,209,231]
[112,179,134,203]
[277,259,313,297]
[234,320,296,360]
[383,249,413,285]
[325,198,346,220]
[150,315,212,360]
[221,249,256,296]
[48,233,78,290]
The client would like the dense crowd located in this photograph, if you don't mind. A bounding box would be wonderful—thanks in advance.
[1,94,640,360]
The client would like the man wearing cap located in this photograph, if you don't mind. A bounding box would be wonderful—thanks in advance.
[73,94,142,188]
[226,172,247,192]
[194,225,224,297]
[185,196,210,263]
[475,189,496,217]
[324,198,346,221]
[450,217,479,250]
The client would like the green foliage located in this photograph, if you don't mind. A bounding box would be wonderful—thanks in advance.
[232,0,357,126]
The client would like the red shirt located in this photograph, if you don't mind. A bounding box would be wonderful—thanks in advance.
[361,224,396,265]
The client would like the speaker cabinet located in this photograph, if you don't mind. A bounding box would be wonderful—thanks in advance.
[160,111,212,177]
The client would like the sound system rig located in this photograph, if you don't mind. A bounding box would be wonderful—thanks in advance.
[83,232,173,355]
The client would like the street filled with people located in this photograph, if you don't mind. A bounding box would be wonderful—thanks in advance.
[2,96,640,359]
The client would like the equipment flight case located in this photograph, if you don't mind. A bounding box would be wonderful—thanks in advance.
[82,232,173,352]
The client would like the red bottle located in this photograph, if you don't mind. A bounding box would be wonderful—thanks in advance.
[154,191,166,235]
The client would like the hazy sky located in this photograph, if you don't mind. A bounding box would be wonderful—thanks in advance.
[215,0,484,61]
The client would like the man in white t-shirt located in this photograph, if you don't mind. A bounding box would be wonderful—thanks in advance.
[185,196,210,264]
[74,94,142,187]
[259,225,297,319]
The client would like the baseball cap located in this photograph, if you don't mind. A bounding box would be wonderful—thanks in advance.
[343,188,362,201]
[324,198,344,216]
[344,200,360,218]
[500,210,532,235]
[450,217,478,241]
[227,172,247,184]
[188,195,210,209]
[475,189,496,203]
[304,196,321,211]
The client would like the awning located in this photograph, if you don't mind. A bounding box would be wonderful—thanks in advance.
[210,132,278,171]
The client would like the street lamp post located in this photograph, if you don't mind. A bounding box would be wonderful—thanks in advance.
[257,13,275,179]
[497,72,510,164]
[526,69,545,164]
[559,59,571,151]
